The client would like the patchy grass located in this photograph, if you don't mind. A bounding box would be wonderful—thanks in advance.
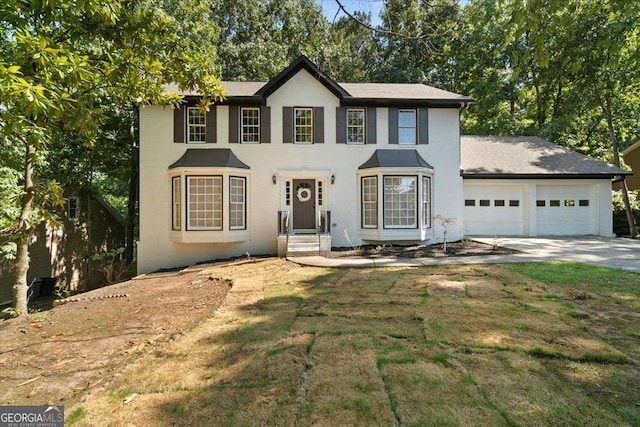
[65,260,639,426]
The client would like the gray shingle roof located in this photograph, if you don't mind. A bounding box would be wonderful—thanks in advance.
[168,149,250,169]
[461,136,629,178]
[359,149,434,170]
[164,81,266,97]
[340,83,471,101]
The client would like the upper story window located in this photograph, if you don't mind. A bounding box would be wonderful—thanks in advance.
[347,108,365,144]
[241,108,260,143]
[398,109,416,145]
[187,107,206,144]
[68,196,78,220]
[294,108,313,144]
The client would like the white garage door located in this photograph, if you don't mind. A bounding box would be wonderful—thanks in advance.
[464,185,524,235]
[536,185,594,235]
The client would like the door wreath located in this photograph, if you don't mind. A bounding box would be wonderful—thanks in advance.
[296,183,312,202]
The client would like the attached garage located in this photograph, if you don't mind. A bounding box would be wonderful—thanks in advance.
[535,185,594,235]
[461,136,629,237]
[464,185,524,235]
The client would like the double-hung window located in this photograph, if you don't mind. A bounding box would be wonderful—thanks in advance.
[187,176,222,230]
[294,108,313,143]
[187,107,206,143]
[362,177,378,228]
[347,108,365,144]
[229,177,246,230]
[241,108,260,143]
[383,176,417,228]
[398,109,416,145]
[422,176,431,228]
[172,177,181,230]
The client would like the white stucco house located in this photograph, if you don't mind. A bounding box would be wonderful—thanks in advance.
[137,56,628,273]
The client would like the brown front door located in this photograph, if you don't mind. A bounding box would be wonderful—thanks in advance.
[292,179,316,231]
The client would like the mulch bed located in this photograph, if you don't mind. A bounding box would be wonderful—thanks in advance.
[327,240,520,258]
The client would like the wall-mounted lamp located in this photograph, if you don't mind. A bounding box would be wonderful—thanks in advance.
[272,174,277,185]
[331,174,335,185]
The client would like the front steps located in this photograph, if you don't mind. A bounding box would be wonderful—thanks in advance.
[277,234,332,257]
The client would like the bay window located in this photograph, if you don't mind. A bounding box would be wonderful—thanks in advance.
[229,176,246,230]
[362,176,377,228]
[384,176,417,228]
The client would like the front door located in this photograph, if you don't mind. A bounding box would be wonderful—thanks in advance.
[292,179,316,232]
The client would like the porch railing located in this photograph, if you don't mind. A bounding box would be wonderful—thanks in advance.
[318,210,331,234]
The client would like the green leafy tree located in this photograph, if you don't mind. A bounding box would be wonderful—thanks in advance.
[0,0,224,314]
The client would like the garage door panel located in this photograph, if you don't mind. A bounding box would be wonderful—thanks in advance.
[464,185,524,236]
[536,186,594,235]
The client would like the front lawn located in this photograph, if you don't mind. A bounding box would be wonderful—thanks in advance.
[71,260,640,426]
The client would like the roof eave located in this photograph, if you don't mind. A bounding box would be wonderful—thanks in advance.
[342,98,474,108]
[461,172,630,179]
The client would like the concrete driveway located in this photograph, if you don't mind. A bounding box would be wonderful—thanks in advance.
[473,236,640,274]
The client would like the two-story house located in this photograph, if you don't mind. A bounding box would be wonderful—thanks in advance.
[137,56,627,273]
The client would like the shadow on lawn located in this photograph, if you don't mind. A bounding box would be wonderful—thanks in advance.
[131,262,640,427]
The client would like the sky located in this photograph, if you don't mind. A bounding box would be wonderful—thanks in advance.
[319,0,385,26]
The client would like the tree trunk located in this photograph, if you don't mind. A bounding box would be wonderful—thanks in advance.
[603,97,638,238]
[124,116,139,266]
[12,142,37,314]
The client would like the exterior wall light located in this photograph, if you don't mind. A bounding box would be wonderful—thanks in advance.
[331,174,335,184]
[272,174,277,185]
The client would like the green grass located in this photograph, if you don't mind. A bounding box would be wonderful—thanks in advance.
[75,261,640,427]
[66,407,86,425]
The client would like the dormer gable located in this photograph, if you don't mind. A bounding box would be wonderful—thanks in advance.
[255,55,350,100]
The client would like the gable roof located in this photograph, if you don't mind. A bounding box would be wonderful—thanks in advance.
[164,56,474,107]
[255,55,349,100]
[169,149,250,169]
[461,136,629,179]
[359,149,433,170]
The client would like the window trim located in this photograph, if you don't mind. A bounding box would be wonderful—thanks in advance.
[294,107,314,144]
[68,196,78,221]
[347,108,366,144]
[361,176,378,229]
[240,107,260,144]
[172,177,181,230]
[383,175,418,229]
[186,107,207,144]
[229,176,246,230]
[398,109,417,145]
[186,175,223,231]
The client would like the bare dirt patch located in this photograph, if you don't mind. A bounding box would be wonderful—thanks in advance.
[0,270,231,406]
[328,240,519,258]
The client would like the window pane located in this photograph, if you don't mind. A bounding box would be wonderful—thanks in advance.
[362,177,377,228]
[398,110,416,145]
[241,108,260,143]
[187,107,206,143]
[384,176,416,228]
[172,177,181,230]
[229,177,246,229]
[295,108,313,143]
[422,176,431,228]
[187,176,222,230]
[347,109,365,144]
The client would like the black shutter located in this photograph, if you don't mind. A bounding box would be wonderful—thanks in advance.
[418,108,429,145]
[173,105,184,143]
[206,107,216,143]
[229,105,239,143]
[388,107,398,144]
[314,107,324,144]
[283,107,293,143]
[336,107,346,144]
[260,106,271,143]
[366,107,376,144]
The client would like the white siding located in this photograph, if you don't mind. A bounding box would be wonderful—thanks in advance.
[138,69,464,273]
